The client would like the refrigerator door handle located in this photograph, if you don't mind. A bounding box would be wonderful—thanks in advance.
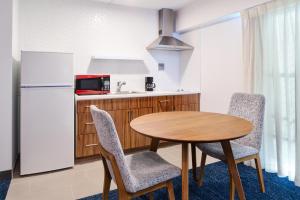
[21,85,74,88]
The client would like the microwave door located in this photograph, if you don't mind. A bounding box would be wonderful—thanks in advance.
[77,78,100,91]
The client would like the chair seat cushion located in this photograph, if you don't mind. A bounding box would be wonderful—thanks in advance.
[196,142,258,160]
[125,151,181,193]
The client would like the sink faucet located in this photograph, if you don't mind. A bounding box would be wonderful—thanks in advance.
[116,81,126,92]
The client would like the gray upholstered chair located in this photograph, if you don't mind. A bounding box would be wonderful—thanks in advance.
[90,105,181,200]
[191,93,266,200]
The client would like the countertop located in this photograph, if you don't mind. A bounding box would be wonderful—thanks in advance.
[75,91,200,101]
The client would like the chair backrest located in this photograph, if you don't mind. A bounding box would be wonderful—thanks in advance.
[229,93,265,150]
[90,105,136,192]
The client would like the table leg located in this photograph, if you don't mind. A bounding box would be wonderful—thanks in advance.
[150,138,160,152]
[221,141,246,200]
[182,143,189,200]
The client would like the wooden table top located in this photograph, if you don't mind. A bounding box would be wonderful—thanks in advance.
[130,111,253,143]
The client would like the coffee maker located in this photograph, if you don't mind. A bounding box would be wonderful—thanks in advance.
[145,77,156,91]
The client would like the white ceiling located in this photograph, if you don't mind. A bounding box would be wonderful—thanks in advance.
[95,0,196,10]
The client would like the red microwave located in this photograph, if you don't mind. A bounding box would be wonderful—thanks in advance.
[75,75,110,95]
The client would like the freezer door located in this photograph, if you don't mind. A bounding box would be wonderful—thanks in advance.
[21,87,74,175]
[21,51,74,86]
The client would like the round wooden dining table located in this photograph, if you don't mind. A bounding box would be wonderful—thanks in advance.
[130,111,253,200]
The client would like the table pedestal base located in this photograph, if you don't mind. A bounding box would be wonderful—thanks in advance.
[182,143,189,200]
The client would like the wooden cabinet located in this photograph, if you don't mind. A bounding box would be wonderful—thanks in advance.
[76,93,200,158]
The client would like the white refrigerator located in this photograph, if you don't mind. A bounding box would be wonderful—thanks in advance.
[20,51,74,175]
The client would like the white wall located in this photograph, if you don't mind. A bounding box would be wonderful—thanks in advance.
[0,0,13,172]
[177,0,271,113]
[179,17,246,113]
[200,18,245,113]
[176,0,271,32]
[19,0,181,92]
[179,33,201,92]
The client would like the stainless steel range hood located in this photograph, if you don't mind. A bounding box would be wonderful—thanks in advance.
[147,8,193,51]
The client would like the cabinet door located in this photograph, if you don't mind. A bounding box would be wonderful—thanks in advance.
[140,108,154,146]
[107,110,125,149]
[129,109,140,148]
[123,110,133,150]
[132,108,153,148]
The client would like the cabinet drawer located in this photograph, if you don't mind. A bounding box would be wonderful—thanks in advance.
[77,111,116,135]
[78,121,96,135]
[77,112,96,135]
[77,99,113,113]
[77,134,100,158]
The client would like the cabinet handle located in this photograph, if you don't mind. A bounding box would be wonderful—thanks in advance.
[85,122,94,125]
[159,100,170,103]
[85,144,98,147]
[159,100,171,112]
[130,111,133,121]
[128,111,131,123]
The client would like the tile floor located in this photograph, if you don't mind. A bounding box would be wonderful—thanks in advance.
[6,144,218,200]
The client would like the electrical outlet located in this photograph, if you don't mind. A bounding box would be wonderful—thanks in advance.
[158,63,165,71]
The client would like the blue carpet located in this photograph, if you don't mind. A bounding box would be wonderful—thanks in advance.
[0,174,11,200]
[80,162,300,200]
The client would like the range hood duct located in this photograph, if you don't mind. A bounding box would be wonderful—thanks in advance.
[147,8,193,51]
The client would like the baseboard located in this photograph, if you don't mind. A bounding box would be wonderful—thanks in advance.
[0,170,12,181]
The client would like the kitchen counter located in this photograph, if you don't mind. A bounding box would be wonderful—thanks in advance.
[75,91,200,101]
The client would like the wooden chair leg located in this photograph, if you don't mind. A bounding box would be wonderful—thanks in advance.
[229,173,235,200]
[102,170,112,200]
[119,192,131,200]
[197,152,207,187]
[166,181,175,200]
[254,155,266,193]
[191,143,197,181]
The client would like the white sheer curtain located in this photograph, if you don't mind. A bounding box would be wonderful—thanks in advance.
[241,0,300,186]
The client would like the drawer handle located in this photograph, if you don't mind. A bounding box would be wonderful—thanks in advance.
[159,100,170,103]
[85,122,94,125]
[85,144,98,147]
[128,111,131,123]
